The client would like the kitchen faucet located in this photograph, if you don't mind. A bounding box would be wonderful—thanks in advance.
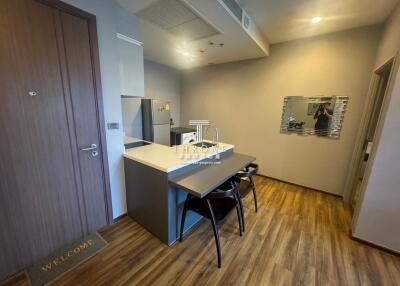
[205,125,219,147]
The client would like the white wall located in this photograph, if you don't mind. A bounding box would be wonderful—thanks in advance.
[144,60,181,126]
[63,1,182,218]
[61,0,138,218]
[121,60,182,138]
[353,2,400,251]
[181,25,382,195]
[374,3,400,68]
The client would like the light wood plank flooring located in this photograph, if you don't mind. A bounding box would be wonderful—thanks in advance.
[351,179,363,212]
[3,176,400,286]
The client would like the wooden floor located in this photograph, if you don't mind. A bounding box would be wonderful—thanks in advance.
[351,179,363,212]
[3,176,400,286]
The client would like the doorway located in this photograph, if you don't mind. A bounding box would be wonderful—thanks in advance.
[348,56,397,212]
[0,0,112,281]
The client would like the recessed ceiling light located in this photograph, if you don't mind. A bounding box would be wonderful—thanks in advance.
[176,49,196,61]
[312,17,322,24]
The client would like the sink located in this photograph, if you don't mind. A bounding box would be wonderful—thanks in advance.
[192,141,216,148]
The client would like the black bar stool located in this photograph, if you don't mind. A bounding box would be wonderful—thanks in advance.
[234,163,259,232]
[179,179,243,268]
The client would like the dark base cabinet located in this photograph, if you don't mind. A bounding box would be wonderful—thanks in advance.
[124,158,202,245]
[124,148,236,245]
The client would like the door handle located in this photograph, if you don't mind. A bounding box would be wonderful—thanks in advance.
[80,144,99,157]
[81,144,97,151]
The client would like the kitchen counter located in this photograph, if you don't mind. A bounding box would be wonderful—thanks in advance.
[123,138,254,246]
[124,136,145,145]
[170,127,196,134]
[169,153,255,198]
[124,140,234,172]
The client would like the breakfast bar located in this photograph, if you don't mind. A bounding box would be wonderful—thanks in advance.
[124,140,255,245]
[169,153,256,198]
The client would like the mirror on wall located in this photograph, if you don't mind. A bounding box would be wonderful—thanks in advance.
[280,96,349,138]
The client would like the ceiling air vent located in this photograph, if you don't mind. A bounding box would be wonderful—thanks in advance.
[221,0,243,23]
[137,0,219,42]
[242,12,250,29]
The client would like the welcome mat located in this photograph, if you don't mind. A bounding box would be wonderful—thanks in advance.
[26,232,107,286]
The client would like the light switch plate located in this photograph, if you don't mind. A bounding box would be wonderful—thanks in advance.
[107,122,120,130]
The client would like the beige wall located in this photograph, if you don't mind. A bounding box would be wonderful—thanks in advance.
[353,2,400,251]
[181,25,382,195]
[374,3,400,68]
[144,60,181,126]
[122,60,181,139]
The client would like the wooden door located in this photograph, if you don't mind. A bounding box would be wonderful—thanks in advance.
[59,11,109,232]
[0,0,111,280]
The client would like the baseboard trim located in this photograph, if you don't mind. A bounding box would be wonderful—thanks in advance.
[350,231,400,257]
[0,271,27,285]
[256,174,343,198]
[113,213,127,223]
[168,217,204,246]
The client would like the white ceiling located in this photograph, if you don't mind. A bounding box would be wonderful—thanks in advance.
[238,0,399,44]
[118,0,268,69]
[118,0,159,13]
[118,0,399,69]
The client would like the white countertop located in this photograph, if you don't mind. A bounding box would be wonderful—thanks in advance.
[123,138,234,173]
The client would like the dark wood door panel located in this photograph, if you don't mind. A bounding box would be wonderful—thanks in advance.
[60,12,108,232]
[0,0,111,281]
[0,0,84,279]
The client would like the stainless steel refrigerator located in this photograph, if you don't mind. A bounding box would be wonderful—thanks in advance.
[141,99,171,146]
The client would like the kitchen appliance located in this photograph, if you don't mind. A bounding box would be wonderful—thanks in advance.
[170,127,197,146]
[124,141,152,149]
[142,99,171,146]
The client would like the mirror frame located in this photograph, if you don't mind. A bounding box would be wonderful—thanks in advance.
[280,96,349,138]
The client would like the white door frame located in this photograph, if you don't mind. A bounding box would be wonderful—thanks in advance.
[343,53,399,206]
